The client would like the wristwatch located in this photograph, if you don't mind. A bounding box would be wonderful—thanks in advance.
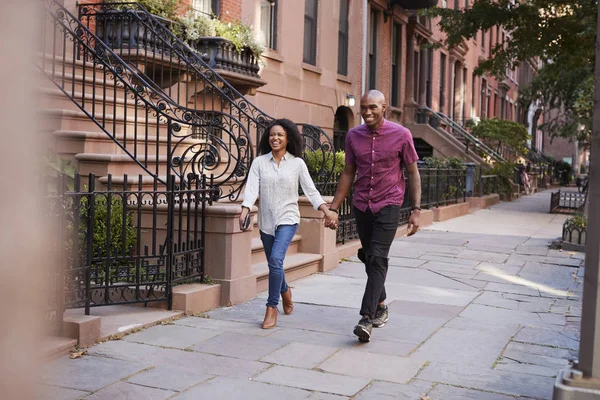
[411,206,422,211]
[329,208,338,213]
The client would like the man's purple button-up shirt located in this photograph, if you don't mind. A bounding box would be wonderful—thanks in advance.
[345,119,419,214]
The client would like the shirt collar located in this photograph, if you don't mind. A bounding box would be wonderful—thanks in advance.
[268,151,291,161]
[368,119,388,135]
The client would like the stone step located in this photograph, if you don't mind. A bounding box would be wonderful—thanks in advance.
[41,336,77,360]
[251,234,302,265]
[38,52,122,81]
[253,252,322,293]
[52,129,206,159]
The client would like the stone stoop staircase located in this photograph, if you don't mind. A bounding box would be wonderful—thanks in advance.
[249,220,323,293]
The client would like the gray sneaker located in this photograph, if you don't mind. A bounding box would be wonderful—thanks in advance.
[372,305,389,328]
[353,317,373,342]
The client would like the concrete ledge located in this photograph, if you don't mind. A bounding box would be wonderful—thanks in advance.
[433,202,470,222]
[467,194,500,210]
[63,315,101,347]
[172,283,222,315]
[216,274,257,307]
[554,367,600,399]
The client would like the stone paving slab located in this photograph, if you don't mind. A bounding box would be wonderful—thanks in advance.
[353,380,433,399]
[86,340,270,378]
[191,331,289,361]
[122,324,221,349]
[388,256,428,268]
[173,315,280,336]
[127,366,212,392]
[385,266,479,291]
[387,299,463,319]
[85,381,176,400]
[418,362,555,399]
[41,355,151,392]
[411,321,520,368]
[260,342,337,369]
[426,384,519,400]
[318,349,425,383]
[41,385,90,400]
[254,366,371,396]
[494,360,560,377]
[418,254,482,266]
[512,326,579,350]
[173,376,313,400]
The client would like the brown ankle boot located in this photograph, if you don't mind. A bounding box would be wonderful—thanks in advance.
[261,306,278,329]
[281,287,294,315]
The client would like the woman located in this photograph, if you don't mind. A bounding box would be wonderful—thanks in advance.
[240,119,336,329]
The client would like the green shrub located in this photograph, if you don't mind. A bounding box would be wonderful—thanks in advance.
[485,162,518,197]
[566,214,587,229]
[422,156,466,170]
[304,150,345,178]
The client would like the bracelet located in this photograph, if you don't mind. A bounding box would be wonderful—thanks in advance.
[329,208,338,213]
[411,206,422,211]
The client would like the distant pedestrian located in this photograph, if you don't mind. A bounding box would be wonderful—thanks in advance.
[240,118,338,329]
[326,90,421,342]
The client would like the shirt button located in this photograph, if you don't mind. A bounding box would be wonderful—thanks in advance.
[371,163,374,166]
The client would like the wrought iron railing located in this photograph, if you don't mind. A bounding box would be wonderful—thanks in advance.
[45,172,218,314]
[76,2,335,187]
[415,106,506,164]
[550,190,587,213]
[41,0,252,201]
[562,220,587,247]
[320,167,467,244]
[479,174,498,196]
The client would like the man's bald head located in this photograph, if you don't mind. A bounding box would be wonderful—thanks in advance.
[360,90,387,129]
[361,90,386,105]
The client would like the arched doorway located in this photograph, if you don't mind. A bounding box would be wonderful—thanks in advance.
[334,106,354,151]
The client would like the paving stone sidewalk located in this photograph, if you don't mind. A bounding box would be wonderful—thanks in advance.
[42,190,584,400]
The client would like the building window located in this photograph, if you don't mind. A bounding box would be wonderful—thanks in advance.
[368,9,378,89]
[193,0,219,16]
[481,30,485,50]
[391,23,402,106]
[454,0,459,9]
[464,0,468,8]
[337,0,349,75]
[480,79,487,118]
[259,0,277,50]
[303,0,318,65]
[439,53,446,113]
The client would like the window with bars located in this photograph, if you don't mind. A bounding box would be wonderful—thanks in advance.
[391,23,402,106]
[259,0,277,50]
[337,0,349,75]
[303,0,318,65]
[368,9,378,89]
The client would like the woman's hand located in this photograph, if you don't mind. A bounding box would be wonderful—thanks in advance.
[324,209,339,230]
[239,207,250,231]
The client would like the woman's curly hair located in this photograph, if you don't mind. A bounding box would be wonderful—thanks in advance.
[258,118,304,158]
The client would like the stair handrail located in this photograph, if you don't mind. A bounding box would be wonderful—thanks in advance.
[417,106,506,164]
[42,0,252,200]
[77,2,336,184]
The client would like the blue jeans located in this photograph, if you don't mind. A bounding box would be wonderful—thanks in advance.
[260,224,298,308]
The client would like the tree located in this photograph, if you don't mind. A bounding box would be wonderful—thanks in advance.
[466,118,530,155]
[425,0,596,141]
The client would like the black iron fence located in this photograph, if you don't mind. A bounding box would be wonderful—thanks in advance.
[562,220,587,247]
[550,190,587,213]
[479,175,498,196]
[318,167,467,244]
[45,172,218,318]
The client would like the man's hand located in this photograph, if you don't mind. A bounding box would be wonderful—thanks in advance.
[323,210,339,230]
[407,210,420,236]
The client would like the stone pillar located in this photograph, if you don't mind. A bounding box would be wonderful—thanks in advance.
[297,197,339,272]
[553,1,600,396]
[405,35,416,104]
[418,49,428,106]
[203,205,257,306]
[454,61,464,122]
[449,57,456,120]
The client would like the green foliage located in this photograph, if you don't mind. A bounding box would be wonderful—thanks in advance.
[485,162,518,197]
[422,156,466,170]
[423,1,595,143]
[466,119,530,155]
[304,150,346,178]
[566,214,588,229]
[215,20,263,59]
[111,0,183,19]
[88,195,137,261]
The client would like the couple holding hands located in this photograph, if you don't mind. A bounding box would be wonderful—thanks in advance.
[240,90,422,343]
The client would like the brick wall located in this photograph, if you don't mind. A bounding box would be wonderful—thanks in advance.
[220,0,242,22]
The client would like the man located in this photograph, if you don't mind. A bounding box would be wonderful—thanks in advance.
[327,90,421,342]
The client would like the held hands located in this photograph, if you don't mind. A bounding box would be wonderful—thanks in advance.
[323,209,339,230]
[407,209,420,236]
